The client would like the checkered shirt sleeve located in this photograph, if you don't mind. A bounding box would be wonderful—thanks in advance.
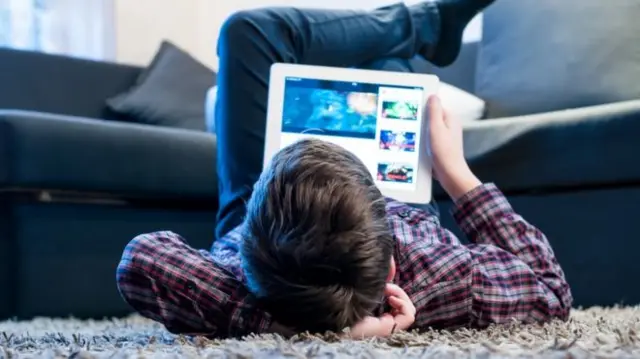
[393,183,573,329]
[116,231,272,338]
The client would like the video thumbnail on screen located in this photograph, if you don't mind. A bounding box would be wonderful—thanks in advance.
[377,163,414,183]
[282,87,379,139]
[379,130,416,152]
[381,100,419,121]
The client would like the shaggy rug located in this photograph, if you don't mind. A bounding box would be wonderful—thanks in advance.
[1,306,639,358]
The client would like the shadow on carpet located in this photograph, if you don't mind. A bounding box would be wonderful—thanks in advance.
[0,306,639,358]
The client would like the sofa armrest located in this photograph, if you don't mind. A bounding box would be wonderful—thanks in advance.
[457,99,640,194]
[0,110,217,201]
[0,48,142,120]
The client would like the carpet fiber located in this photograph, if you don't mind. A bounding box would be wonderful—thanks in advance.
[1,307,639,358]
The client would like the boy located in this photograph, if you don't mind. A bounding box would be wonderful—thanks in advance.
[117,0,572,339]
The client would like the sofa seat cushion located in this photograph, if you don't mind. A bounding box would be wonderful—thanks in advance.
[431,99,640,199]
[0,110,217,201]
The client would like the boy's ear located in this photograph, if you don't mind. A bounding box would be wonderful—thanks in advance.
[386,257,396,282]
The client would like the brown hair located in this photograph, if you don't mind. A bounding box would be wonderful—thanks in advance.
[241,138,394,333]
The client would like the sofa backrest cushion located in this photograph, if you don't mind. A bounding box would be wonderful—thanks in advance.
[475,0,640,118]
[0,48,142,121]
[412,41,479,94]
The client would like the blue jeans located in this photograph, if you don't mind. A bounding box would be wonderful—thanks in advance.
[214,3,442,239]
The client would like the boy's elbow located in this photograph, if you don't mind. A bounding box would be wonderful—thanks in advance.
[116,234,155,290]
[541,287,573,323]
[550,302,571,322]
[553,281,573,321]
[555,291,573,322]
[115,234,164,321]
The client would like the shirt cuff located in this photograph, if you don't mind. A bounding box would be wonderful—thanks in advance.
[451,183,513,238]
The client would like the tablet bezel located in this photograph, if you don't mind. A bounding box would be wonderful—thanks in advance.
[265,63,439,204]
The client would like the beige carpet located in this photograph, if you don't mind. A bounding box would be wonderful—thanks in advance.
[0,306,639,358]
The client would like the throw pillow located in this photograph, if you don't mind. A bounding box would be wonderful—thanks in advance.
[475,0,640,118]
[438,82,485,122]
[107,41,216,131]
[205,86,217,133]
[205,82,485,129]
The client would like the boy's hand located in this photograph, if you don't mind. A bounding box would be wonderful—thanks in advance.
[384,283,416,330]
[427,95,482,200]
[348,283,416,339]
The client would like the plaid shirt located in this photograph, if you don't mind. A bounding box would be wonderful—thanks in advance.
[116,183,572,338]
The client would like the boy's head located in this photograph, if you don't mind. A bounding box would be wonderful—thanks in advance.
[241,138,395,333]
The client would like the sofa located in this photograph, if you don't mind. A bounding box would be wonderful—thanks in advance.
[0,47,218,320]
[2,0,639,320]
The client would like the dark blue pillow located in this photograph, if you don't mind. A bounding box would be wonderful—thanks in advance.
[107,41,216,131]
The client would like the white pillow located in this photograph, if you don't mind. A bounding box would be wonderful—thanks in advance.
[205,82,485,130]
[205,86,217,132]
[438,82,486,122]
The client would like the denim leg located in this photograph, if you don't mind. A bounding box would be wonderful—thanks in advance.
[214,3,442,239]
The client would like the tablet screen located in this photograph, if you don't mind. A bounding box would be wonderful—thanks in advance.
[280,77,424,191]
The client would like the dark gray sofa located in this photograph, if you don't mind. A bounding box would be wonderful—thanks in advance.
[0,47,218,320]
[3,6,639,320]
[418,39,640,308]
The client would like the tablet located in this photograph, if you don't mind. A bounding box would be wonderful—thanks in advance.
[265,63,439,204]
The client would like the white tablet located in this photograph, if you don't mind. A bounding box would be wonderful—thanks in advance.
[265,63,439,204]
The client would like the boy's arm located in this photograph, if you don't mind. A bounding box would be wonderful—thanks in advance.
[420,96,571,327]
[405,183,571,329]
[116,231,272,338]
[452,183,573,323]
